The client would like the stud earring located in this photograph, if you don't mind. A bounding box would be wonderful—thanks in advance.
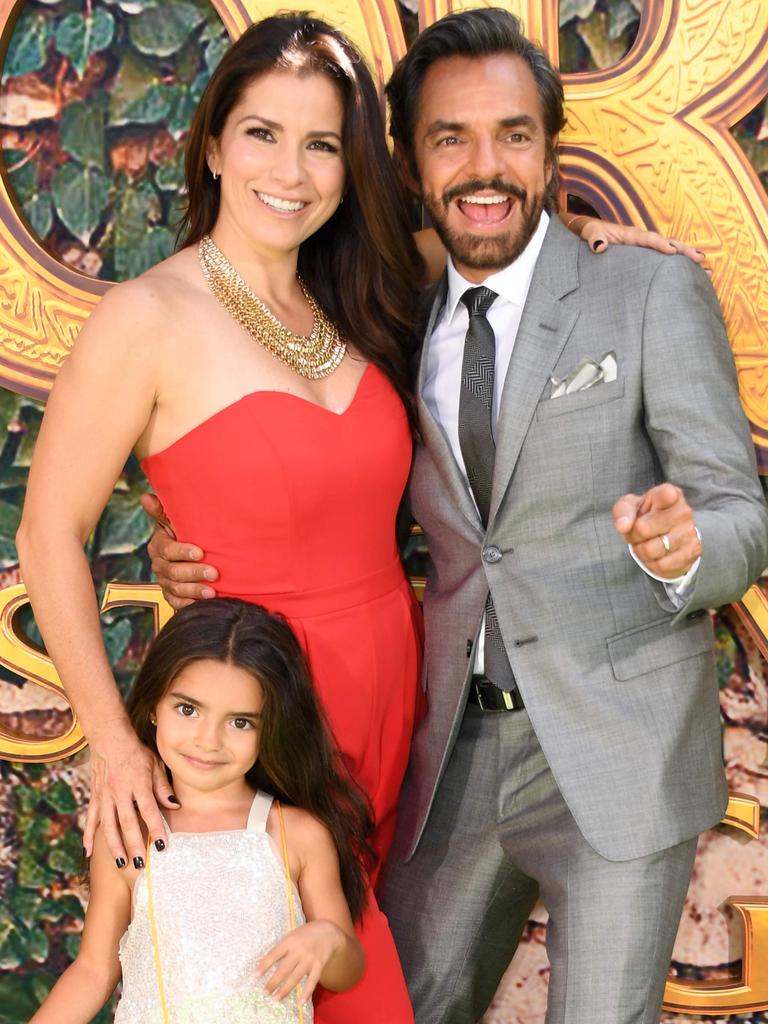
[150,715,157,726]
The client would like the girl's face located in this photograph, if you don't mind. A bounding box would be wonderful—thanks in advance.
[154,659,264,795]
[208,68,346,258]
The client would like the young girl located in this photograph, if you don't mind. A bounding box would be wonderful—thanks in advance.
[30,599,372,1024]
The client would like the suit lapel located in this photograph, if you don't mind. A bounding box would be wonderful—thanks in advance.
[489,217,581,524]
[417,274,482,530]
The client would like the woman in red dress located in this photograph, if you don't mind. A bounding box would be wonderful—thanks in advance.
[19,15,423,1022]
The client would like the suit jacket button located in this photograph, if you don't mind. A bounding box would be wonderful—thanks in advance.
[482,545,502,564]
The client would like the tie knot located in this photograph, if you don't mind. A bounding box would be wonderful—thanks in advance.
[461,286,497,319]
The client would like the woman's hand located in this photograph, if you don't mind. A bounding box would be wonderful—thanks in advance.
[84,723,175,868]
[565,214,707,265]
[257,920,349,1003]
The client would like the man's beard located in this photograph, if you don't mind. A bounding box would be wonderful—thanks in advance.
[423,177,546,272]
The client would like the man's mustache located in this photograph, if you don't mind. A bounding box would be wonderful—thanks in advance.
[442,178,527,207]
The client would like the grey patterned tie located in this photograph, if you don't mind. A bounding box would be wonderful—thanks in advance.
[458,286,517,692]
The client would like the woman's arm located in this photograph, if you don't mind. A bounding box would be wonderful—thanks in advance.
[259,810,364,1002]
[16,279,174,867]
[559,211,706,262]
[29,829,132,1023]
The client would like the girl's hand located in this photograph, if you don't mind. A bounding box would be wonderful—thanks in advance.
[257,920,347,1003]
[565,214,707,265]
[84,724,174,868]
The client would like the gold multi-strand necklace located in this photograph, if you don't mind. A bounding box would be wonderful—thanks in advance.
[198,234,346,380]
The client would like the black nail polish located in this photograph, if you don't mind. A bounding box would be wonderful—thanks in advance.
[133,856,145,869]
[168,794,180,805]
[592,239,605,251]
[116,857,126,869]
[155,839,166,852]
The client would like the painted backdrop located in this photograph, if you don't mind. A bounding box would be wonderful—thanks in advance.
[0,1,766,1022]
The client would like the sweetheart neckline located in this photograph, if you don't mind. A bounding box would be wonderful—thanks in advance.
[141,363,376,466]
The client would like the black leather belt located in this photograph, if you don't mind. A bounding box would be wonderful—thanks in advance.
[467,675,525,712]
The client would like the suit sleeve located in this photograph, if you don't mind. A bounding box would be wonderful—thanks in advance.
[640,255,768,614]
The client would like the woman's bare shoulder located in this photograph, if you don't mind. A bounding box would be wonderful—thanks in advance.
[92,246,205,328]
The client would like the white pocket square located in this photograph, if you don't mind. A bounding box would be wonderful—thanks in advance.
[549,351,617,399]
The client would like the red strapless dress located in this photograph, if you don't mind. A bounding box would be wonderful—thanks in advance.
[142,363,422,1023]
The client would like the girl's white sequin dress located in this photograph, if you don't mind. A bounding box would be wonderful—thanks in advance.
[114,790,312,1024]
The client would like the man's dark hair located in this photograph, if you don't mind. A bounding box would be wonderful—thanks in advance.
[386,7,566,210]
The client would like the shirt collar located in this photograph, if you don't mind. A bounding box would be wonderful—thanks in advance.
[443,210,550,324]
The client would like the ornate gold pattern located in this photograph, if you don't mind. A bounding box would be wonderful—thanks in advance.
[664,895,768,1015]
[199,236,346,380]
[0,581,172,761]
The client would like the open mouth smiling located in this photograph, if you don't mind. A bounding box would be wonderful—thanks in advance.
[256,191,308,214]
[455,192,518,226]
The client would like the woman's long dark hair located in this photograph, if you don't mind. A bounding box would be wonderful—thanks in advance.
[126,598,375,920]
[178,14,424,426]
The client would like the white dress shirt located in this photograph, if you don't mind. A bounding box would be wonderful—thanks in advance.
[422,212,697,673]
[423,213,549,472]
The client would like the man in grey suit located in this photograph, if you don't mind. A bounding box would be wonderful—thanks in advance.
[377,8,768,1024]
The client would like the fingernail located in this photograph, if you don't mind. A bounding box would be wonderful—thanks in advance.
[203,568,217,581]
[155,839,166,852]
[189,548,202,559]
[133,856,145,869]
[616,516,631,530]
[168,794,180,805]
[116,857,126,869]
[201,587,216,599]
[83,846,88,858]
[695,249,705,256]
[591,239,605,251]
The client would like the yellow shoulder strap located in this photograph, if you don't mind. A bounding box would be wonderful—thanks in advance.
[276,800,305,1024]
[145,837,171,1024]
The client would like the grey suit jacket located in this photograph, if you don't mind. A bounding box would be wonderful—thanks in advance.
[396,216,768,863]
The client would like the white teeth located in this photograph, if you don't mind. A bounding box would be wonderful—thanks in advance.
[257,192,306,212]
[459,195,509,205]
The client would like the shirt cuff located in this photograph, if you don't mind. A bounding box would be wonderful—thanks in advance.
[628,530,701,608]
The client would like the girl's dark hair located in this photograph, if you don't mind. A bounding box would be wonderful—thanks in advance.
[386,8,566,211]
[178,13,424,426]
[126,598,375,920]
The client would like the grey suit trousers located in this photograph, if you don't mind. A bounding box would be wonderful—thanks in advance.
[379,706,698,1024]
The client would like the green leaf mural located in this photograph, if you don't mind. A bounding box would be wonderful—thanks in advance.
[51,163,109,245]
[0,0,231,284]
[129,1,205,58]
[25,192,53,240]
[2,11,47,80]
[6,153,37,205]
[54,8,115,78]
[60,100,107,170]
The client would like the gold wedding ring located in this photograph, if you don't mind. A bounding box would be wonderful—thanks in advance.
[660,533,672,553]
